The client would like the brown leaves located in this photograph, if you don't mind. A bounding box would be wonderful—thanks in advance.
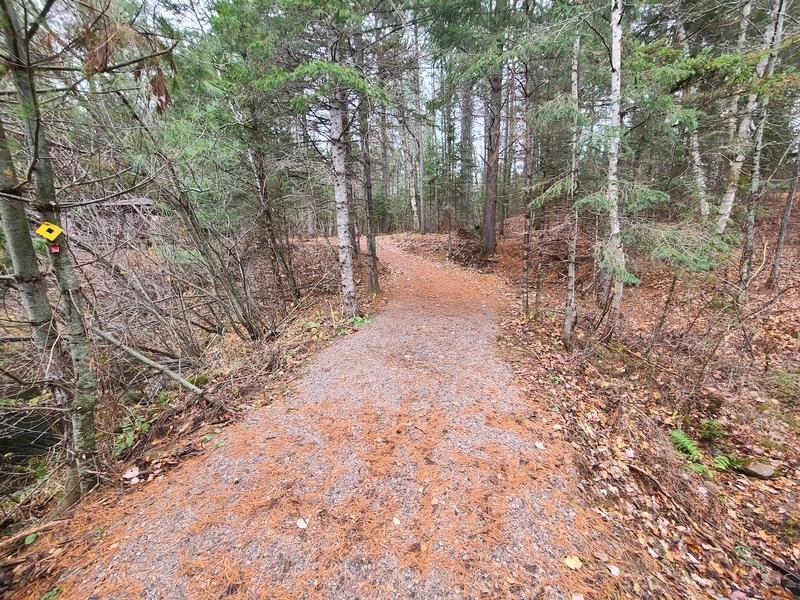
[149,67,172,113]
[83,24,117,76]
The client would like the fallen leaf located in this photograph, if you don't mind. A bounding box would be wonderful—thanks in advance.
[564,555,583,570]
[296,517,308,529]
[593,552,609,562]
[393,517,401,526]
[122,467,139,480]
[608,565,620,577]
[535,442,546,450]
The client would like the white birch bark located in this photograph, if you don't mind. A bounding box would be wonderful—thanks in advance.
[1,0,98,503]
[677,24,710,216]
[716,0,784,233]
[607,0,625,324]
[562,36,580,347]
[739,0,787,296]
[329,32,359,317]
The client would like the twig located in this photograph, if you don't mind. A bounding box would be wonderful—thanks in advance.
[91,327,202,394]
[0,519,64,555]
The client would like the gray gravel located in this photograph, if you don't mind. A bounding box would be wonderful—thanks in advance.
[63,242,610,600]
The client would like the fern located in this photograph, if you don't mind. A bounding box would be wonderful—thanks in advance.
[669,429,703,462]
[688,463,714,478]
[713,454,743,471]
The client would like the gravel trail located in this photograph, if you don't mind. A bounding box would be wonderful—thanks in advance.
[54,241,612,600]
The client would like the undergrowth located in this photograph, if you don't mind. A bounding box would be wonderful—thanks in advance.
[669,428,742,478]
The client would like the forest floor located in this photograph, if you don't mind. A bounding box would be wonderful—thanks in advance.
[7,228,800,600]
[12,240,636,600]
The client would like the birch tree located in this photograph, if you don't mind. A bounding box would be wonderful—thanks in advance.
[0,0,99,503]
[605,0,625,330]
[562,36,581,348]
[716,0,786,233]
[329,30,360,316]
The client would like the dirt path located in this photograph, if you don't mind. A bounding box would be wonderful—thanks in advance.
[38,242,619,600]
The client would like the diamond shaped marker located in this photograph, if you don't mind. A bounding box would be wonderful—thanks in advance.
[36,221,63,241]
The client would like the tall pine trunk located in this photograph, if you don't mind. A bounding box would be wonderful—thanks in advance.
[414,24,426,235]
[482,69,502,254]
[459,85,473,228]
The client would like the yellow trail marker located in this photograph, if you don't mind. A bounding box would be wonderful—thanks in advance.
[35,222,63,241]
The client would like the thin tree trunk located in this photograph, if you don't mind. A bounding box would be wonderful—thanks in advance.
[91,328,202,394]
[677,24,710,217]
[414,23,426,235]
[766,135,800,287]
[500,62,515,238]
[1,0,98,502]
[521,52,533,315]
[460,85,473,228]
[355,29,379,294]
[738,0,786,298]
[716,0,783,233]
[522,210,531,314]
[482,68,503,254]
[562,36,580,348]
[606,0,625,332]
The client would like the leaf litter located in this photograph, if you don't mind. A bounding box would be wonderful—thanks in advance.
[12,238,633,600]
[10,223,800,599]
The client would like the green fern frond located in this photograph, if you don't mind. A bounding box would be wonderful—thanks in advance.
[688,462,714,478]
[713,454,743,471]
[669,429,703,462]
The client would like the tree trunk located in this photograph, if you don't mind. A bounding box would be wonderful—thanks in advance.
[678,24,710,217]
[459,85,473,228]
[414,23,426,235]
[329,34,359,317]
[1,0,98,502]
[521,54,533,315]
[766,135,800,287]
[562,36,580,348]
[522,210,531,315]
[500,62,515,238]
[482,68,502,255]
[606,0,625,332]
[738,0,786,298]
[0,120,58,354]
[355,29,379,295]
[716,0,784,234]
